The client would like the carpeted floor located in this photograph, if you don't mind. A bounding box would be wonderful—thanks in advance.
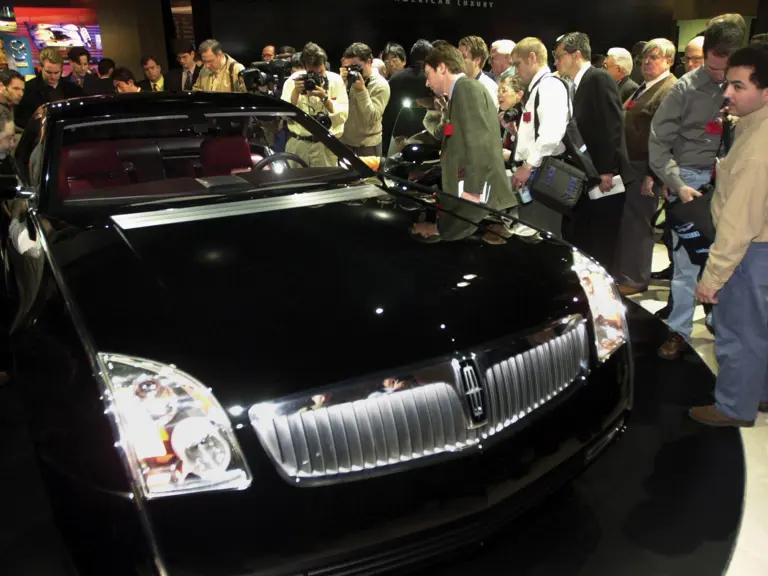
[434,301,745,576]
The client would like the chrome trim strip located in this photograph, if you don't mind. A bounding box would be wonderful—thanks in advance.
[30,210,170,576]
[63,115,189,130]
[111,184,386,230]
[204,111,297,118]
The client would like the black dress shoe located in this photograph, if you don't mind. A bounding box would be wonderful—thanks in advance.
[654,305,671,320]
[651,267,672,280]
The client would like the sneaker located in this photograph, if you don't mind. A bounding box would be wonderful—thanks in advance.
[658,333,686,360]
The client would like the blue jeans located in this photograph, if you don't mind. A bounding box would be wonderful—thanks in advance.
[668,167,712,341]
[713,243,768,421]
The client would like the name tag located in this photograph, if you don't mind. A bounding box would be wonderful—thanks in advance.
[444,123,454,136]
[705,121,723,135]
[523,111,532,123]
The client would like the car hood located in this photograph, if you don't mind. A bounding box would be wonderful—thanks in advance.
[49,189,590,407]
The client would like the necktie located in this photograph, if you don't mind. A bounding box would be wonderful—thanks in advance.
[568,81,576,101]
[631,82,647,101]
[152,83,158,92]
[184,71,193,91]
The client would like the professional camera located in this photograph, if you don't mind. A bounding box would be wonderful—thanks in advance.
[345,63,364,88]
[240,59,292,97]
[301,71,325,93]
[502,103,522,125]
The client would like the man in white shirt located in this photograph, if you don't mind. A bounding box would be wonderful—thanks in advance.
[458,36,498,102]
[509,37,568,234]
[281,42,349,167]
[490,39,516,83]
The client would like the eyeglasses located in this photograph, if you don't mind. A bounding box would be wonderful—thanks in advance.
[552,51,569,61]
[680,55,704,65]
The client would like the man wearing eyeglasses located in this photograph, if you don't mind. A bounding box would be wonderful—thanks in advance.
[649,20,745,361]
[683,36,705,74]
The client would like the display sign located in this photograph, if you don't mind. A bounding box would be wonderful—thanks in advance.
[0,35,32,75]
[0,6,17,33]
[392,0,495,7]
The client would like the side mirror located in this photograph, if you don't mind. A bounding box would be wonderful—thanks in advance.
[0,174,36,200]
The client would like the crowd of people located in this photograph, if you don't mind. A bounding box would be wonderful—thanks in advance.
[0,14,766,425]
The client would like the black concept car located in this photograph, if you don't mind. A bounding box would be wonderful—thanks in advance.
[3,92,632,576]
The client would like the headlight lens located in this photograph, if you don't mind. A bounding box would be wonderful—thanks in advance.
[572,251,628,362]
[100,353,252,499]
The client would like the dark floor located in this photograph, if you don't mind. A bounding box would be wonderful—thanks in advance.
[433,302,744,576]
[0,303,744,576]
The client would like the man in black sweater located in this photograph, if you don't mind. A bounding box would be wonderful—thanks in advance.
[16,47,82,129]
[381,39,434,156]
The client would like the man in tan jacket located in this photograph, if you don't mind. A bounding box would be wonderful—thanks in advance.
[193,39,246,93]
[691,44,768,427]
[339,42,390,157]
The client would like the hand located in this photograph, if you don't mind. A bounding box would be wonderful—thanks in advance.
[293,78,305,95]
[412,222,439,237]
[679,185,702,203]
[340,67,348,82]
[695,282,719,304]
[460,192,482,203]
[512,164,532,190]
[640,175,656,197]
[498,112,517,134]
[502,149,512,162]
[352,73,366,92]
[599,174,614,193]
[310,86,328,100]
[663,185,670,201]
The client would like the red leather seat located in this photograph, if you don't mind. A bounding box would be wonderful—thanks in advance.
[59,142,132,198]
[199,136,254,177]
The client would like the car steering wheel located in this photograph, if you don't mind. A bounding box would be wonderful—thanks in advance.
[252,152,309,172]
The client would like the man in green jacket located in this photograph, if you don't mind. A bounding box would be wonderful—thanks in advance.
[413,43,517,241]
[340,42,391,157]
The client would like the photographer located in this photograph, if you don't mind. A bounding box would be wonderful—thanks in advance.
[339,42,391,157]
[281,42,348,167]
[497,75,525,163]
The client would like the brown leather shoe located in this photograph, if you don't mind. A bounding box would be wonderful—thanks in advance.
[618,284,646,296]
[658,333,686,360]
[689,405,755,428]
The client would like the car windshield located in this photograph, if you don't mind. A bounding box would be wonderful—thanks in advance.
[52,110,365,207]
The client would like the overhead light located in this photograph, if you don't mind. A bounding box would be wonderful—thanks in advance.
[456,282,470,288]
[440,324,446,329]
[375,307,384,315]
[463,274,477,280]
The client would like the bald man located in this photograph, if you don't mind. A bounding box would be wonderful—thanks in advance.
[683,36,704,73]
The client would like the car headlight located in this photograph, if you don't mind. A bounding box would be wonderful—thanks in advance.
[99,353,252,499]
[572,251,628,362]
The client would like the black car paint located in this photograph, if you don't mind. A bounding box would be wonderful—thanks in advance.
[9,93,632,576]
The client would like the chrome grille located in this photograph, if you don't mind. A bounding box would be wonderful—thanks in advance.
[250,317,590,484]
[484,322,589,436]
[253,383,480,480]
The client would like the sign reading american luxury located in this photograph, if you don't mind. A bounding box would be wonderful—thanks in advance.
[393,0,495,7]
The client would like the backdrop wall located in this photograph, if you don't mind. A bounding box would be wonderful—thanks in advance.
[210,0,679,66]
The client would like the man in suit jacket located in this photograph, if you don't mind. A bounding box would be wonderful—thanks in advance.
[605,47,639,103]
[614,39,677,294]
[412,44,516,242]
[382,39,434,156]
[137,56,169,92]
[166,40,202,92]
[555,32,631,274]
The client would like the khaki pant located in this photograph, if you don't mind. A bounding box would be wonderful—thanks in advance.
[286,137,338,168]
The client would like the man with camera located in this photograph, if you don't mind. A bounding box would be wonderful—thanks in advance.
[339,43,391,157]
[281,42,348,167]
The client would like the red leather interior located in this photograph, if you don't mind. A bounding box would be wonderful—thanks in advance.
[60,142,132,198]
[199,136,254,177]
